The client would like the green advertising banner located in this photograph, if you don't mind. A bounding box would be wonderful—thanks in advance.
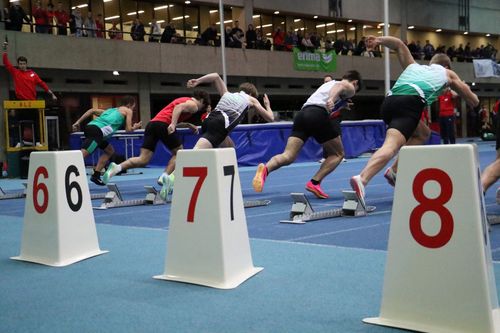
[292,47,337,72]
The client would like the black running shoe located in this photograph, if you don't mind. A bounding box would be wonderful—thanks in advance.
[90,174,105,186]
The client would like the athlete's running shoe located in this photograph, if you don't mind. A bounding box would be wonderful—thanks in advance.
[350,175,366,210]
[90,173,105,186]
[252,163,268,192]
[102,162,119,184]
[160,175,170,201]
[305,181,329,199]
[384,167,397,187]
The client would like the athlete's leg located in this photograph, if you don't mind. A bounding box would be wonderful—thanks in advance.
[103,148,153,184]
[95,144,115,173]
[481,151,500,193]
[359,128,407,186]
[194,137,214,149]
[219,136,235,148]
[312,136,344,182]
[389,120,430,173]
[266,137,304,172]
[252,137,304,192]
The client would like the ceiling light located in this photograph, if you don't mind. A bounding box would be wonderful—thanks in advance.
[348,19,352,22]
[105,15,120,20]
[408,25,414,29]
[435,29,442,32]
[209,9,218,13]
[185,0,191,3]
[274,11,279,14]
[486,33,491,37]
[313,15,318,19]
[350,27,356,31]
[112,71,119,76]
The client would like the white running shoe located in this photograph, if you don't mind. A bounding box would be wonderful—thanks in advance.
[350,175,366,210]
[103,162,119,184]
[384,167,397,187]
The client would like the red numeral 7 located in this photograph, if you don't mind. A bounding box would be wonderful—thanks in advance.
[183,167,208,222]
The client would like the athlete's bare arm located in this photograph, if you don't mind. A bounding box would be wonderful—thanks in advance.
[168,100,199,134]
[366,35,415,69]
[72,108,105,131]
[121,106,142,132]
[326,81,356,110]
[187,73,228,97]
[249,94,274,122]
[446,70,479,107]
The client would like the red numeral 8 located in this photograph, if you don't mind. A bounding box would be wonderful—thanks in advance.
[409,168,453,249]
[33,166,49,214]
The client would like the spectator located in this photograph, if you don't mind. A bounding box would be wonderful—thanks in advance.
[224,26,235,47]
[32,0,48,34]
[446,45,455,60]
[46,3,55,34]
[438,87,458,144]
[54,2,69,36]
[108,21,123,40]
[149,19,162,42]
[160,21,176,43]
[70,8,83,37]
[171,33,185,44]
[261,35,272,50]
[423,39,435,60]
[272,26,285,51]
[301,32,315,52]
[4,1,31,32]
[230,20,244,48]
[245,24,257,49]
[464,42,472,61]
[456,43,464,62]
[333,37,344,55]
[342,38,353,55]
[95,14,104,38]
[353,36,366,56]
[83,11,97,38]
[200,23,217,46]
[2,41,57,101]
[284,30,296,51]
[325,38,334,52]
[131,18,145,41]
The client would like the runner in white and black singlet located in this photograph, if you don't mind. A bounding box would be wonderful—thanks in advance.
[186,72,274,149]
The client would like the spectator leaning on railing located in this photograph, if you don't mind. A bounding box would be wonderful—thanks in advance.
[54,1,69,36]
[4,1,31,32]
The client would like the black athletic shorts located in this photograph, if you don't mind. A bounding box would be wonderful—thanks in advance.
[291,105,340,144]
[381,95,426,141]
[142,121,182,151]
[82,124,109,154]
[201,112,229,147]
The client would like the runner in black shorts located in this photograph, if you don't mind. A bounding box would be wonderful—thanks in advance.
[252,70,363,199]
[349,35,479,209]
[186,73,274,149]
[103,91,210,199]
[72,96,140,185]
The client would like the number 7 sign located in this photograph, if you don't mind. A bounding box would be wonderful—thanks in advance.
[364,144,500,333]
[155,148,263,289]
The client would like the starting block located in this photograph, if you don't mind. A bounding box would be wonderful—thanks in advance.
[0,183,27,200]
[280,191,375,224]
[94,183,167,209]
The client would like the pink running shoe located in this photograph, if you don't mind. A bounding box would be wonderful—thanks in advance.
[350,175,366,209]
[252,163,268,192]
[305,181,329,199]
[384,167,397,187]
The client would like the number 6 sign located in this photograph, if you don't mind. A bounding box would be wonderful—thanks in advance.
[155,148,263,289]
[12,151,107,267]
[364,145,500,333]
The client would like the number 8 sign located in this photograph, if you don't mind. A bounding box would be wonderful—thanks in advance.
[364,144,499,333]
[12,151,107,267]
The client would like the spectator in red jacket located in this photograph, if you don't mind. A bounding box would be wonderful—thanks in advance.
[54,1,69,36]
[3,42,57,101]
[438,87,458,144]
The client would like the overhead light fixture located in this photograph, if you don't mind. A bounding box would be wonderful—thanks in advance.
[408,25,414,29]
[209,9,218,14]
[435,28,442,32]
[105,15,120,21]
[471,82,476,86]
[294,19,301,22]
[350,27,356,31]
[274,11,279,14]
[486,33,491,37]
[252,15,260,18]
[112,71,119,76]
[154,5,173,10]
[313,15,318,19]
[185,0,191,3]
[216,19,233,25]
[348,19,352,22]
[127,10,144,16]
[172,15,189,21]
[463,31,468,35]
